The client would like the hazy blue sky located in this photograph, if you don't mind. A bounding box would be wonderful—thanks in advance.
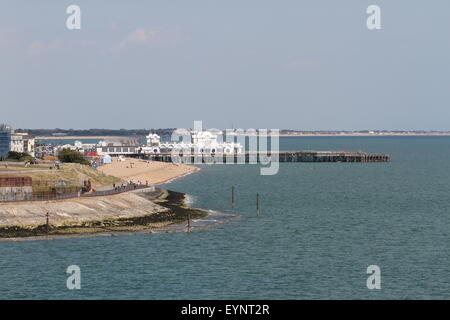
[1,1,449,130]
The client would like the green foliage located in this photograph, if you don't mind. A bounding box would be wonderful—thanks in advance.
[7,151,23,160]
[7,151,34,162]
[58,149,90,165]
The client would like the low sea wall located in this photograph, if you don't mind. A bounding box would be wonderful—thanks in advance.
[0,188,208,239]
[0,186,33,201]
[0,176,33,201]
[0,190,166,228]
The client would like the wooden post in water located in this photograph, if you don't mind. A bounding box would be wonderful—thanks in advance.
[256,193,260,216]
[187,213,191,233]
[46,212,49,234]
[231,186,235,206]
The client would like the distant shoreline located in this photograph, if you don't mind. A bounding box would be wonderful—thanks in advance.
[34,133,450,140]
[35,136,128,140]
[278,133,450,137]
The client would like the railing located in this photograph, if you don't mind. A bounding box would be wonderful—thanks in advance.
[80,184,149,198]
[0,184,150,203]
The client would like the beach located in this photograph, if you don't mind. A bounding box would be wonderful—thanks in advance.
[98,157,197,185]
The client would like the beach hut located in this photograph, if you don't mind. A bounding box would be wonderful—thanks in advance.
[103,154,112,164]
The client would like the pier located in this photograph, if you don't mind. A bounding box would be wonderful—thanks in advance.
[124,151,390,163]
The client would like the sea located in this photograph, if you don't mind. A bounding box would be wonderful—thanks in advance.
[1,136,449,299]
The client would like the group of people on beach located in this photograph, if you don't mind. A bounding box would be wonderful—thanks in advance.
[112,180,149,192]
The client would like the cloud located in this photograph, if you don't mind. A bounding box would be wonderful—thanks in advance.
[0,28,95,56]
[0,28,22,48]
[117,27,189,50]
[282,58,321,70]
[127,27,162,45]
[27,39,95,55]
[28,40,63,55]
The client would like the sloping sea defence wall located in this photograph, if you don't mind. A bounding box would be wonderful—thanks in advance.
[0,188,207,238]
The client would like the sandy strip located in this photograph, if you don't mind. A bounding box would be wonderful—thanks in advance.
[98,157,197,185]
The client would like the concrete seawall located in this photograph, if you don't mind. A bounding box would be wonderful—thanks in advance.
[0,188,209,239]
[0,189,168,228]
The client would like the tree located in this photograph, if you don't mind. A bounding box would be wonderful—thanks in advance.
[7,151,23,160]
[7,151,34,162]
[58,149,90,165]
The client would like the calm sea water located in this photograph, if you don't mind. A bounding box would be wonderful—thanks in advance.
[1,136,450,299]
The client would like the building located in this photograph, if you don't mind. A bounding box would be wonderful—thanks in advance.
[54,140,97,155]
[96,145,140,156]
[95,138,142,156]
[0,175,33,202]
[103,154,112,164]
[10,133,24,153]
[24,136,35,157]
[0,124,12,159]
[94,131,243,156]
[13,133,35,157]
[0,124,35,159]
[143,131,243,154]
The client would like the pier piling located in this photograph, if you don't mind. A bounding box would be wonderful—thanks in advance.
[256,193,260,216]
[187,213,191,233]
[46,212,49,234]
[231,186,235,206]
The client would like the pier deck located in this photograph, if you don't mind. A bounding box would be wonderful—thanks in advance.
[124,151,390,163]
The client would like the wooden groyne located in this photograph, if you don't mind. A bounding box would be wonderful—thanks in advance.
[135,151,390,163]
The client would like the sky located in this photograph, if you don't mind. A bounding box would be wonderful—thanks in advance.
[1,0,449,130]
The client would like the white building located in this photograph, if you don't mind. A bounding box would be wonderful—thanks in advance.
[12,133,35,157]
[140,131,243,155]
[10,134,23,153]
[55,140,97,154]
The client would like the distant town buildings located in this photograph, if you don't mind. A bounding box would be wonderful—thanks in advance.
[33,130,243,159]
[95,131,243,156]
